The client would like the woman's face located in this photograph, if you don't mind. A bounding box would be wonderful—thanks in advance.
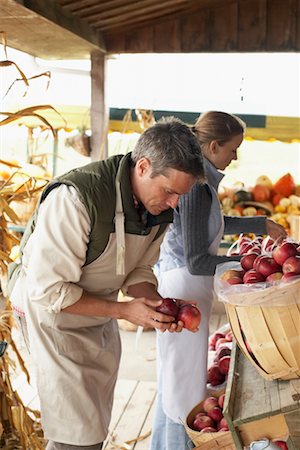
[208,133,244,171]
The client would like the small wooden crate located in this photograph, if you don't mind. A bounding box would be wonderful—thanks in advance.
[185,390,235,450]
[224,278,300,381]
[223,342,298,449]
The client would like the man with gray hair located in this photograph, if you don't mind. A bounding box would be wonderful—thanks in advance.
[8,117,205,450]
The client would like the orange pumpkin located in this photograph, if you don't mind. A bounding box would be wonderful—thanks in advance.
[252,184,271,202]
[271,192,284,206]
[273,173,295,197]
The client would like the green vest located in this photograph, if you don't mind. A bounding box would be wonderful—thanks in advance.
[7,153,173,296]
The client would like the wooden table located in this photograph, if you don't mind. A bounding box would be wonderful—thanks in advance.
[224,343,300,449]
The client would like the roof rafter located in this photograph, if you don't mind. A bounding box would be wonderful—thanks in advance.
[21,0,106,52]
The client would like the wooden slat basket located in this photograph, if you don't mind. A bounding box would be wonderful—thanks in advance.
[185,390,235,450]
[222,278,300,381]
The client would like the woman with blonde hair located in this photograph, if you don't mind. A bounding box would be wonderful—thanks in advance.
[150,111,286,449]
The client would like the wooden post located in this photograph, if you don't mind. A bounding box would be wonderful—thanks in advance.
[90,50,108,161]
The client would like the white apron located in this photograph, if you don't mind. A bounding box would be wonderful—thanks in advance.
[156,191,224,424]
[15,167,162,446]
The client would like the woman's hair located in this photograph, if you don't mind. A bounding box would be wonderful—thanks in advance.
[193,111,246,151]
[131,116,205,181]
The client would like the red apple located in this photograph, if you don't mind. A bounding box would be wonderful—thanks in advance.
[207,364,225,386]
[255,256,281,277]
[282,272,300,282]
[266,272,283,282]
[272,441,288,450]
[215,338,230,350]
[282,255,300,274]
[253,254,269,271]
[207,406,223,422]
[218,417,228,430]
[221,269,244,281]
[218,394,225,409]
[209,332,225,350]
[262,236,275,251]
[194,412,206,419]
[177,304,201,331]
[225,330,233,342]
[240,253,258,271]
[243,269,265,284]
[192,414,214,431]
[200,426,217,433]
[273,242,298,265]
[238,236,251,246]
[156,298,179,318]
[239,242,254,255]
[214,346,231,362]
[226,276,243,285]
[218,355,231,375]
[248,246,261,255]
[203,396,219,413]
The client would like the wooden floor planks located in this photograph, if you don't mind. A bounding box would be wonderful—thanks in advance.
[104,380,156,450]
[8,312,228,449]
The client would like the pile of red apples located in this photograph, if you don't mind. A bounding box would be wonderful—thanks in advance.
[191,392,229,433]
[207,330,232,387]
[223,236,300,285]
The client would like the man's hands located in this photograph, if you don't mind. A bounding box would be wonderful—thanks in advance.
[119,297,199,333]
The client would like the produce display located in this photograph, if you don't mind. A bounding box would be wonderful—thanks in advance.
[222,235,300,285]
[215,233,300,382]
[219,172,300,236]
[155,297,201,331]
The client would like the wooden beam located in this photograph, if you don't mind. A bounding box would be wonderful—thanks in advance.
[19,0,106,52]
[90,51,108,161]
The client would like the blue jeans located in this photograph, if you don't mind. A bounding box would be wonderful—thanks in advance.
[150,377,194,450]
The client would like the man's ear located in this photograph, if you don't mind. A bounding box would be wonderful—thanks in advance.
[136,157,151,176]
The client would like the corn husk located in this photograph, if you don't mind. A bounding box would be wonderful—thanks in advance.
[0,304,45,449]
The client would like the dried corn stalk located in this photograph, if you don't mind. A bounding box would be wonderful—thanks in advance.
[0,161,49,277]
[0,34,59,448]
[0,303,45,449]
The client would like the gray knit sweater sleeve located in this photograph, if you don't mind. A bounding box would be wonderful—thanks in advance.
[180,184,267,276]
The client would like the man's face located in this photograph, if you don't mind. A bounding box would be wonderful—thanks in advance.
[133,158,196,215]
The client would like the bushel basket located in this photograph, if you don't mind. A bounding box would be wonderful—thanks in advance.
[216,265,300,381]
[185,390,235,450]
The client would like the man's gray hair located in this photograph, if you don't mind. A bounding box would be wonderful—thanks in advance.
[131,117,205,181]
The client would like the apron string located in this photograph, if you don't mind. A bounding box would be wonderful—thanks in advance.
[115,165,126,276]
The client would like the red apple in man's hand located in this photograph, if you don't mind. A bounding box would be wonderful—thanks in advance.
[177,304,201,331]
[155,298,179,318]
